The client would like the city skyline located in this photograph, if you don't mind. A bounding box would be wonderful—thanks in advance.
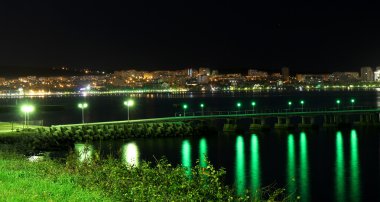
[1,1,380,73]
[3,64,380,78]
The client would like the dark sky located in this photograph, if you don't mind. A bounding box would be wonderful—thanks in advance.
[1,0,380,75]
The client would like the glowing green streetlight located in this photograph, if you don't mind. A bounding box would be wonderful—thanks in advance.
[236,102,242,113]
[183,104,188,116]
[124,99,135,120]
[350,98,355,109]
[21,104,35,128]
[336,99,341,110]
[288,101,292,111]
[78,102,88,124]
[251,101,256,113]
[300,100,304,111]
[200,103,205,115]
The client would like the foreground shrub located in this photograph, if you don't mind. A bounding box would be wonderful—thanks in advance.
[67,154,248,201]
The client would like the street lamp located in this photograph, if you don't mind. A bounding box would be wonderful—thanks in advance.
[200,103,205,115]
[336,99,341,110]
[183,104,188,116]
[288,101,292,111]
[300,100,304,111]
[236,102,242,113]
[21,104,35,128]
[350,98,355,109]
[251,101,256,113]
[78,102,88,124]
[124,99,135,121]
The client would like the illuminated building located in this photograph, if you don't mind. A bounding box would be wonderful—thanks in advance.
[360,67,374,81]
[199,67,211,76]
[247,69,268,80]
[374,70,380,81]
[281,67,290,81]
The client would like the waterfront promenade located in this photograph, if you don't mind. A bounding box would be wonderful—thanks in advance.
[52,106,380,131]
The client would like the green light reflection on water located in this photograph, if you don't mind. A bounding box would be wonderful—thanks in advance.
[182,140,192,177]
[299,132,309,202]
[287,134,296,196]
[199,138,208,168]
[350,129,360,202]
[335,131,345,202]
[250,134,260,195]
[75,144,93,162]
[122,142,140,167]
[235,135,246,196]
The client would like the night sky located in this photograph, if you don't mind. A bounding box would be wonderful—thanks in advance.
[1,0,380,75]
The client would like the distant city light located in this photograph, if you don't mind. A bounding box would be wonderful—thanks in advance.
[0,66,380,97]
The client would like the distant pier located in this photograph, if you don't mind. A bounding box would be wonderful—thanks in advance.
[51,106,380,134]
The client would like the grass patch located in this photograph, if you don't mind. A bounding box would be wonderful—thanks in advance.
[0,122,46,134]
[0,151,113,202]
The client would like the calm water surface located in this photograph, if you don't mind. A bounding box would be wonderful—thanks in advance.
[0,90,379,125]
[1,90,379,201]
[75,128,379,202]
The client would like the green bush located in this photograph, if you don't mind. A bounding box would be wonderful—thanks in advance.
[67,156,247,201]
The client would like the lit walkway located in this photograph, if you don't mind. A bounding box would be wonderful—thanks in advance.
[52,107,380,127]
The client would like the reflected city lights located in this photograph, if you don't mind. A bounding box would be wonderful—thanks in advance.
[235,135,246,196]
[250,134,261,195]
[299,132,309,202]
[287,134,296,195]
[335,131,345,202]
[199,138,208,168]
[75,144,93,162]
[122,142,140,167]
[350,130,360,202]
[182,140,192,177]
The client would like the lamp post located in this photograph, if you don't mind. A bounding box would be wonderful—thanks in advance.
[183,104,188,116]
[200,103,205,116]
[236,102,242,113]
[336,99,341,110]
[78,102,88,124]
[124,99,134,121]
[251,101,256,113]
[21,105,35,128]
[300,100,304,111]
[350,98,355,109]
[288,101,292,111]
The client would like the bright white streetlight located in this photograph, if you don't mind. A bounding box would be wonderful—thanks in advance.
[78,102,88,124]
[124,99,135,120]
[21,104,35,128]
